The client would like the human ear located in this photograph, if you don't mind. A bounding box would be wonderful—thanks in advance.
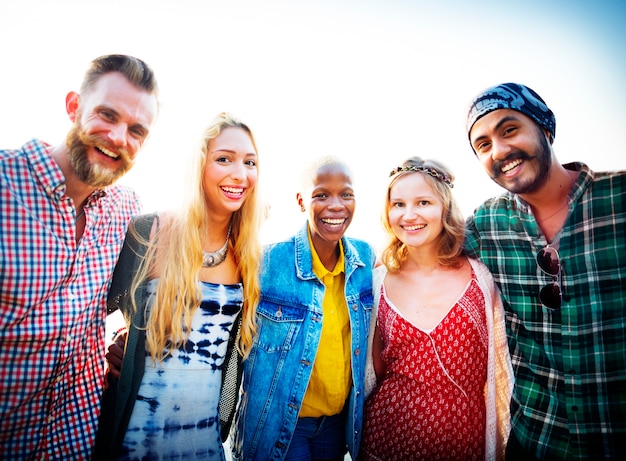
[65,92,80,122]
[543,127,554,145]
[296,193,305,212]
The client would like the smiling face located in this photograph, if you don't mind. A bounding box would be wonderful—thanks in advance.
[469,108,553,195]
[387,172,444,252]
[299,163,355,252]
[65,71,158,188]
[202,127,258,217]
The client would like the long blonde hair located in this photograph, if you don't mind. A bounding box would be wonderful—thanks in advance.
[130,112,263,362]
[380,156,465,273]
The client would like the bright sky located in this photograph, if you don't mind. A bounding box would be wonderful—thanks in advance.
[2,0,624,250]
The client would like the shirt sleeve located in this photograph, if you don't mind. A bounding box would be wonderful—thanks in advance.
[464,215,481,259]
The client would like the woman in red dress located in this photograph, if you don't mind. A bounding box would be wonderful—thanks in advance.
[360,157,513,461]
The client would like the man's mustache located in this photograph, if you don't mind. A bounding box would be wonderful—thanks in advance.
[491,151,534,178]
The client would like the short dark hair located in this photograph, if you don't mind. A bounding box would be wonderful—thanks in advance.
[80,54,159,99]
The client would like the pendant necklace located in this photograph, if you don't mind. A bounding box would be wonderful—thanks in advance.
[202,222,232,268]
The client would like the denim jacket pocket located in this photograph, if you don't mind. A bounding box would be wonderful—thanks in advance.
[359,291,374,311]
[346,290,374,317]
[255,302,306,353]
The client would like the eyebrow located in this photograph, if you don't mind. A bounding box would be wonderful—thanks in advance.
[130,122,150,137]
[390,194,434,201]
[213,148,257,156]
[95,104,118,117]
[472,114,521,146]
[96,104,150,136]
[493,115,521,131]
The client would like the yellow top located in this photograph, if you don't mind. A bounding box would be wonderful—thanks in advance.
[299,234,352,418]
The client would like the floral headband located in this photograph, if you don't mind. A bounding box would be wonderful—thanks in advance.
[389,165,454,188]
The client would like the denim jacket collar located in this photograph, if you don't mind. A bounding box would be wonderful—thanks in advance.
[294,222,365,282]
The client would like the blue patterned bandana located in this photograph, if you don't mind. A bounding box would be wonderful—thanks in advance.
[466,83,556,145]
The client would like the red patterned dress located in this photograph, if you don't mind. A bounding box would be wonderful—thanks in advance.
[360,273,489,461]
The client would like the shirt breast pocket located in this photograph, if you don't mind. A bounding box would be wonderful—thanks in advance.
[255,302,306,353]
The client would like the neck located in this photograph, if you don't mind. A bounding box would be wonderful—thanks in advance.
[521,165,577,243]
[203,215,233,245]
[49,144,96,210]
[519,164,576,210]
[310,237,340,271]
[404,247,441,273]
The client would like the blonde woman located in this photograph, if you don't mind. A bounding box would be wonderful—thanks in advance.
[361,157,513,461]
[94,113,264,460]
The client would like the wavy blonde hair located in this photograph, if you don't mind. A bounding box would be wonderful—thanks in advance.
[130,112,263,362]
[380,156,465,273]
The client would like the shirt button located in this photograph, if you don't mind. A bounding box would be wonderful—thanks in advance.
[354,348,360,356]
[65,334,72,342]
[352,304,357,311]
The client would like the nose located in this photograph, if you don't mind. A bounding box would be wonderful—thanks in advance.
[108,124,128,147]
[490,137,510,161]
[402,205,418,220]
[230,160,246,181]
[327,196,345,210]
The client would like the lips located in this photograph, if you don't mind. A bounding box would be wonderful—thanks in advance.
[493,151,533,178]
[95,145,120,160]
[321,218,346,227]
[501,158,522,174]
[402,224,426,231]
[222,186,245,198]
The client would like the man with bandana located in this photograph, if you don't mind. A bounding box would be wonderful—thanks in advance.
[464,83,625,460]
[0,54,159,460]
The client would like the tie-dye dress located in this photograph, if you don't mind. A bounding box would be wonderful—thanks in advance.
[360,272,488,461]
[119,279,242,461]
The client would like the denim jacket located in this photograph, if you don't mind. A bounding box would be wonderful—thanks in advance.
[232,223,375,461]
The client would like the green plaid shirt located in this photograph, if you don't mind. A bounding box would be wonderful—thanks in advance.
[465,163,626,460]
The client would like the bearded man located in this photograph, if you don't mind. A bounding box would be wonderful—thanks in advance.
[464,83,626,460]
[0,54,159,460]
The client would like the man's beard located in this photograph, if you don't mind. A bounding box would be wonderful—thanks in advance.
[66,123,133,188]
[490,129,552,195]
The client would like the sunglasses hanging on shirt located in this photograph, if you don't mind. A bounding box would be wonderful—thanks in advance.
[536,245,563,310]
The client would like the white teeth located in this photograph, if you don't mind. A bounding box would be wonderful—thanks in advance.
[502,159,522,173]
[322,218,345,225]
[222,186,243,195]
[404,224,425,231]
[97,146,119,159]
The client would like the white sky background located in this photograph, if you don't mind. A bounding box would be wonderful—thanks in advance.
[1,0,625,250]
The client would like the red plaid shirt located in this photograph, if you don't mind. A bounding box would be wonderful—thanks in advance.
[0,139,141,459]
